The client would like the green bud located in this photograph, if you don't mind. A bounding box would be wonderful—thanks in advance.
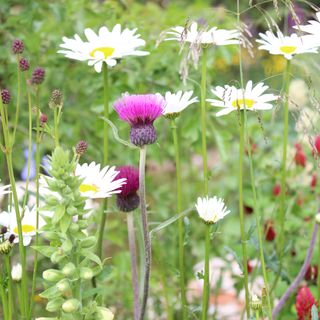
[66,206,77,216]
[43,269,64,282]
[97,307,114,320]
[50,250,65,264]
[62,262,76,277]
[62,299,80,313]
[56,279,70,293]
[46,298,64,312]
[78,220,88,229]
[80,236,96,249]
[80,267,93,280]
[69,223,79,232]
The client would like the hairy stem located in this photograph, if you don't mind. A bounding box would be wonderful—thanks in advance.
[171,119,187,319]
[127,212,140,320]
[139,145,151,320]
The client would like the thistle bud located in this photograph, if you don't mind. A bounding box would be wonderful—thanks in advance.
[43,269,64,282]
[12,39,24,54]
[19,58,30,71]
[40,113,48,127]
[62,299,80,313]
[1,89,11,105]
[75,140,88,156]
[50,89,63,107]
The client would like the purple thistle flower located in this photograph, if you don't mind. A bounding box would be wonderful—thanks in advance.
[1,89,11,105]
[19,58,30,72]
[116,166,140,212]
[12,39,24,54]
[114,94,164,146]
[31,67,45,85]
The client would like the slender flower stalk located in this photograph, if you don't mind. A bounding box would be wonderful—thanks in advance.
[127,212,140,320]
[0,265,8,320]
[53,107,59,146]
[318,227,320,304]
[97,63,109,259]
[4,255,13,320]
[274,60,291,289]
[139,145,151,320]
[200,46,210,320]
[236,4,272,316]
[171,119,187,319]
[0,98,28,318]
[12,55,21,144]
[238,111,250,317]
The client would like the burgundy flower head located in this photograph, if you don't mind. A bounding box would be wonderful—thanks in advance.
[296,286,318,320]
[114,94,165,146]
[1,89,11,105]
[314,135,320,155]
[116,166,140,212]
[305,265,318,282]
[12,39,24,54]
[264,222,276,242]
[19,58,30,72]
[31,67,45,85]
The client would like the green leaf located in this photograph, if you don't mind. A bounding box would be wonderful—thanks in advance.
[311,305,319,320]
[59,214,72,234]
[61,239,73,252]
[31,246,56,258]
[80,250,102,267]
[52,205,65,225]
[39,285,60,299]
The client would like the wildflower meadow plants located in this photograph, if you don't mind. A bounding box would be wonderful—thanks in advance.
[2,1,320,319]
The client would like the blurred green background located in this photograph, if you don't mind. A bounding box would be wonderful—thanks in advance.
[1,0,320,319]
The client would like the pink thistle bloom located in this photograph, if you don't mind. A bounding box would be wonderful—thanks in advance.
[114,94,165,146]
[116,166,139,212]
[296,286,318,320]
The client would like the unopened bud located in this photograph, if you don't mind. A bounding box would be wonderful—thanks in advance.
[43,269,64,282]
[62,262,76,277]
[1,89,11,105]
[97,307,114,320]
[80,267,93,280]
[0,240,13,255]
[11,263,22,281]
[40,113,48,127]
[50,89,63,107]
[0,226,7,234]
[62,299,80,313]
[75,140,88,156]
[12,39,24,54]
[56,279,70,293]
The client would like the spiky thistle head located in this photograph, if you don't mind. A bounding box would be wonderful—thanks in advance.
[12,39,24,54]
[31,67,45,85]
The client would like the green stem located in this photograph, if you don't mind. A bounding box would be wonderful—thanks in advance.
[4,255,13,320]
[318,229,320,306]
[200,46,210,320]
[274,60,291,289]
[54,107,59,147]
[0,99,28,319]
[0,264,8,320]
[138,145,151,320]
[12,55,21,145]
[202,224,210,320]
[239,111,250,317]
[29,87,41,318]
[255,310,260,320]
[21,73,32,209]
[97,63,109,259]
[171,119,187,319]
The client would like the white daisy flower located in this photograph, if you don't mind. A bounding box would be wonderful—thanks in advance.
[256,30,318,60]
[195,196,230,224]
[293,12,320,43]
[58,24,149,73]
[162,90,198,116]
[11,263,22,282]
[165,22,240,46]
[75,162,126,199]
[0,206,45,246]
[207,80,278,117]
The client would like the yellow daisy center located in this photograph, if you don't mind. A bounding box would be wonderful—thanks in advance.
[231,98,255,109]
[279,46,297,54]
[90,47,115,59]
[14,224,35,234]
[79,184,99,193]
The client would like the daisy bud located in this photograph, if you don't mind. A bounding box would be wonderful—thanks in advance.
[31,67,45,85]
[12,39,24,54]
[272,184,281,196]
[50,89,63,106]
[114,94,164,146]
[116,166,139,212]
[250,294,262,311]
[62,299,80,313]
[0,226,7,234]
[264,222,276,241]
[296,286,317,320]
[11,263,22,282]
[75,140,88,156]
[311,174,317,190]
[0,240,13,255]
[19,58,30,71]
[40,113,48,127]
[314,135,320,155]
[1,89,11,105]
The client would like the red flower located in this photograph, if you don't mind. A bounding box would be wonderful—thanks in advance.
[314,135,320,155]
[273,184,281,196]
[311,174,317,190]
[247,261,253,274]
[294,149,306,167]
[296,286,318,320]
[264,222,276,242]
